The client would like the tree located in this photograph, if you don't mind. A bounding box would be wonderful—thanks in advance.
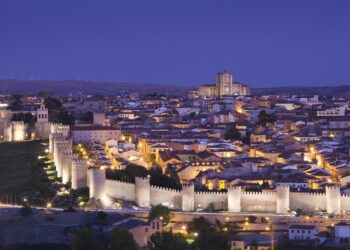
[96,211,109,225]
[247,215,257,223]
[148,231,189,250]
[192,229,230,250]
[19,204,33,216]
[150,166,181,190]
[187,216,212,234]
[10,94,23,110]
[248,240,258,250]
[58,110,75,125]
[224,126,241,141]
[108,227,139,250]
[148,204,172,226]
[71,227,97,250]
[258,110,276,127]
[205,202,215,212]
[80,111,93,124]
[19,205,32,216]
[149,154,156,165]
[44,97,62,110]
[187,217,230,250]
[11,112,36,126]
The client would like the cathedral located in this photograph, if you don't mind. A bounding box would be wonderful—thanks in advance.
[192,71,250,98]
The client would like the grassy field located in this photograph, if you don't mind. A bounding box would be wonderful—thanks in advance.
[0,141,49,195]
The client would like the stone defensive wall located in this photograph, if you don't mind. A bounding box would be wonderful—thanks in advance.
[84,168,350,215]
[49,131,350,215]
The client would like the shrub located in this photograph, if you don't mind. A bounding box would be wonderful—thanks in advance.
[19,205,32,216]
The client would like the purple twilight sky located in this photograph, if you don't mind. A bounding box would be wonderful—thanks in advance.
[0,0,350,87]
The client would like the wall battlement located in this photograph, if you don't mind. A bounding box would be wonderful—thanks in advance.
[150,185,181,193]
[135,175,151,183]
[106,178,137,187]
[72,155,86,164]
[195,191,227,195]
[49,130,350,215]
[242,191,276,196]
[291,191,325,197]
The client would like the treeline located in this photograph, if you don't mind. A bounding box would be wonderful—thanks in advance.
[106,164,182,190]
[11,113,36,125]
[9,92,74,125]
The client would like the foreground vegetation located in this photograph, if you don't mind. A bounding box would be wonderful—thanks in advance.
[0,141,50,195]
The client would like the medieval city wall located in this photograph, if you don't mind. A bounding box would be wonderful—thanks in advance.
[49,131,350,215]
[341,194,350,211]
[105,180,136,201]
[290,192,327,211]
[241,191,276,212]
[150,186,181,209]
[194,191,227,210]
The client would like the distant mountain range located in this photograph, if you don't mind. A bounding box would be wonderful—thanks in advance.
[252,85,350,98]
[0,79,349,97]
[0,79,189,95]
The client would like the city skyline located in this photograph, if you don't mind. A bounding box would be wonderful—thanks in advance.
[1,0,350,87]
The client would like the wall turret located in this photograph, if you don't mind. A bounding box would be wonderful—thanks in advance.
[181,184,195,212]
[228,185,241,212]
[326,185,340,215]
[89,167,106,201]
[71,156,88,189]
[62,152,73,184]
[276,185,290,214]
[135,175,151,208]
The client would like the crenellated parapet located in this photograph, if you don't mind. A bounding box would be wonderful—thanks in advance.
[150,185,181,193]
[242,190,276,196]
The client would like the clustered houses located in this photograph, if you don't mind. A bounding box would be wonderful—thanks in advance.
[4,71,350,216]
[33,71,350,216]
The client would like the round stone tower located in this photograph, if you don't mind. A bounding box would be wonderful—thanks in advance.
[89,167,106,201]
[181,184,195,212]
[71,156,88,189]
[276,185,290,214]
[326,185,340,215]
[228,185,241,212]
[135,175,151,208]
